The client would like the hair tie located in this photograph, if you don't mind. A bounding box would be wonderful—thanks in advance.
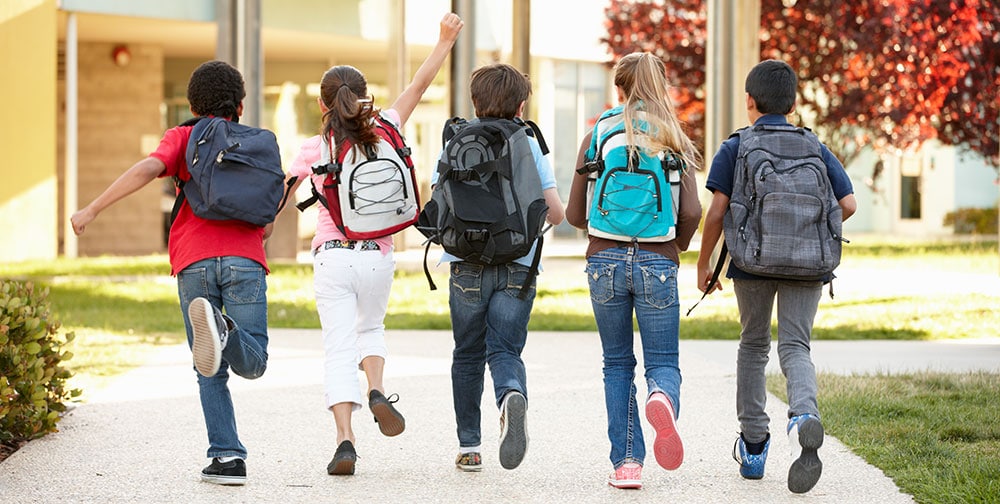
[339,83,352,92]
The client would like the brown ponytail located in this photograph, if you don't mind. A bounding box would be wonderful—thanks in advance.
[319,65,381,161]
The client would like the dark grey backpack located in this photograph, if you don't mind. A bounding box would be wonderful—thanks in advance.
[722,124,845,280]
[416,117,549,298]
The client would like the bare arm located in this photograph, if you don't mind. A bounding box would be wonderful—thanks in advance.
[390,13,464,126]
[695,190,729,293]
[565,132,592,229]
[839,194,857,222]
[70,156,165,235]
[543,188,565,226]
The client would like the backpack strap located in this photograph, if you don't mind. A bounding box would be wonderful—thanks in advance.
[686,241,728,316]
[518,118,549,155]
[441,116,468,148]
[169,116,213,227]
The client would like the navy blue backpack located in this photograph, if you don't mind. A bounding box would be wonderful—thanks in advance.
[172,116,288,226]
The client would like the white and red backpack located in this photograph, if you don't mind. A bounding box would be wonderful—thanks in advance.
[297,113,420,239]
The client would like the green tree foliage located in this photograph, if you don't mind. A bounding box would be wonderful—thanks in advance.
[0,280,80,450]
[602,0,1000,167]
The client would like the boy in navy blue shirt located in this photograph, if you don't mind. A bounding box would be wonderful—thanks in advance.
[696,59,857,494]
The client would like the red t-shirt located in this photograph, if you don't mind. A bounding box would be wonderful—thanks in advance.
[150,124,269,276]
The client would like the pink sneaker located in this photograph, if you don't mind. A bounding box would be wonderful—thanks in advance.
[608,462,642,489]
[646,392,684,470]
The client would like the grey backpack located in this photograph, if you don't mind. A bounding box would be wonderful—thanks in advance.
[416,117,550,298]
[722,124,845,280]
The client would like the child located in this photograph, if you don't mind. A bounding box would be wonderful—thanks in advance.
[565,52,702,489]
[696,59,857,493]
[282,12,463,476]
[70,60,274,485]
[435,63,565,472]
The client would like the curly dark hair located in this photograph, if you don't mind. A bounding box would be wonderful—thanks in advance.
[187,60,246,120]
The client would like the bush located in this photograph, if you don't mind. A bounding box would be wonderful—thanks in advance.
[0,280,80,449]
[943,206,999,234]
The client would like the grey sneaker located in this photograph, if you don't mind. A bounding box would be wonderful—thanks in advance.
[201,457,246,485]
[498,391,528,470]
[189,297,228,377]
[787,414,824,493]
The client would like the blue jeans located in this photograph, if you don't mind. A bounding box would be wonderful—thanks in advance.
[177,256,269,459]
[448,261,536,448]
[733,278,822,443]
[586,247,681,468]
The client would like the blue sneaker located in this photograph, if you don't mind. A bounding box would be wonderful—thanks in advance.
[787,414,824,493]
[733,433,769,479]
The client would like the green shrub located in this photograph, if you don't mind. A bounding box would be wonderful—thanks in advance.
[943,206,999,234]
[0,280,80,447]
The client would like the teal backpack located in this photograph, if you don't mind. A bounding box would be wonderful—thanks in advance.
[578,105,685,243]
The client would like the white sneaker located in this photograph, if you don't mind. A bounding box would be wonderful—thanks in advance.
[188,297,228,377]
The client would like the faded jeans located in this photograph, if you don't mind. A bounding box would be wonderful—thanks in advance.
[586,247,681,468]
[177,256,269,460]
[449,262,535,448]
[733,278,822,443]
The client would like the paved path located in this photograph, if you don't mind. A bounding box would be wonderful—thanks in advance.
[5,328,997,503]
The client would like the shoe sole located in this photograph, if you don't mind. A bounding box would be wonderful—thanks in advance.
[327,457,356,476]
[456,464,483,473]
[200,474,245,486]
[498,393,528,470]
[608,479,642,490]
[189,298,222,377]
[788,417,824,493]
[646,397,684,470]
[370,397,405,437]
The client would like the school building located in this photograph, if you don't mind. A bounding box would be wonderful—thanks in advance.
[1,0,994,264]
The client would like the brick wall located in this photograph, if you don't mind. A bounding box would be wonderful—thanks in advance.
[73,42,166,256]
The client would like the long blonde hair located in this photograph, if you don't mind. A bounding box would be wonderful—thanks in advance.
[614,52,700,169]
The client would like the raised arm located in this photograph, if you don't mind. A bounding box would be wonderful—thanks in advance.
[390,12,464,126]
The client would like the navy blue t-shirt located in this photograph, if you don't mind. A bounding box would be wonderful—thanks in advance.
[706,114,854,280]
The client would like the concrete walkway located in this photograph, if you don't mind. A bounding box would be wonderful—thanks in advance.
[3,328,997,504]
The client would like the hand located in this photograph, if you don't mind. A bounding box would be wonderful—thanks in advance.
[697,265,722,294]
[439,12,463,44]
[70,207,94,236]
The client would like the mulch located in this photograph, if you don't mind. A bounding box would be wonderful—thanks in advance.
[0,440,26,463]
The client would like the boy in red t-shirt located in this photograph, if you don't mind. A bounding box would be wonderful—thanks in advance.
[71,60,273,486]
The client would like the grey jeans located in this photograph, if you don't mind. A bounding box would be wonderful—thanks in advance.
[733,278,822,443]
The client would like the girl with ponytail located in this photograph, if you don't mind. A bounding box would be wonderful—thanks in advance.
[282,12,462,477]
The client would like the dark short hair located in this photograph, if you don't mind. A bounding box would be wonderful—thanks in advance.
[745,59,797,115]
[187,60,246,120]
[470,64,531,119]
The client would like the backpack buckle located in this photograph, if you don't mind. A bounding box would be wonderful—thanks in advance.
[311,162,342,176]
[465,229,488,241]
[576,160,603,175]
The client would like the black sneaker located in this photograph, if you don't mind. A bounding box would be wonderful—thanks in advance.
[498,391,528,470]
[327,440,357,475]
[189,297,229,377]
[369,390,405,437]
[201,457,246,485]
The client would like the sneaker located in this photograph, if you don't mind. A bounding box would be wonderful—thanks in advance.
[608,462,642,489]
[189,297,228,377]
[787,414,824,493]
[645,392,684,470]
[201,457,246,485]
[455,452,483,472]
[327,440,357,475]
[733,432,770,479]
[369,390,405,437]
[498,391,528,470]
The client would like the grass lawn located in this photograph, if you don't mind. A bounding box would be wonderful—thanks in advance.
[769,371,1000,504]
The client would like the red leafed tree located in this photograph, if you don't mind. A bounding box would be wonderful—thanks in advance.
[601,0,707,154]
[602,0,1000,168]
